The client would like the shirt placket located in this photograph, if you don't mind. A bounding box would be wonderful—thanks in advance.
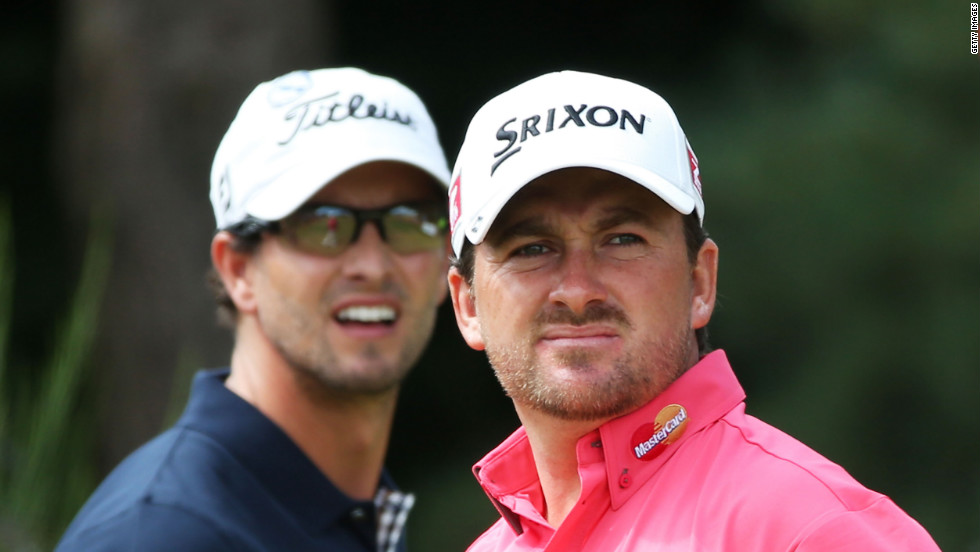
[540,436,611,551]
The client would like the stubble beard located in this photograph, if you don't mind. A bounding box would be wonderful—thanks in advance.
[262,285,439,400]
[484,304,694,422]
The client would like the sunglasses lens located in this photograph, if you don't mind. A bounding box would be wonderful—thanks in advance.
[285,207,357,256]
[383,205,447,254]
[278,204,446,256]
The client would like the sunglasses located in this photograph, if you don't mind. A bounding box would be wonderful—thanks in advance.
[240,202,448,257]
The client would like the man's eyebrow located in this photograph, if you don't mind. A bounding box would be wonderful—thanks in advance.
[488,206,660,245]
[593,207,656,231]
[486,217,556,246]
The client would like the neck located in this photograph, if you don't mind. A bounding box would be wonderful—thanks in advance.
[225,317,398,501]
[515,405,610,528]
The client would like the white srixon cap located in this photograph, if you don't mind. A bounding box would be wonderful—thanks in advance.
[210,67,451,229]
[448,70,704,257]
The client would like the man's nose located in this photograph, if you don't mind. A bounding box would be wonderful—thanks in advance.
[340,221,393,281]
[547,248,608,314]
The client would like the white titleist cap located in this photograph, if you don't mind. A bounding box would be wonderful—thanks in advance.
[448,70,704,257]
[210,67,451,229]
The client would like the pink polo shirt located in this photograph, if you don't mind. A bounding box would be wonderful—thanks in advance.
[468,350,939,551]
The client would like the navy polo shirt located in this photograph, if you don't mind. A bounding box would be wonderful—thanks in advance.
[56,368,408,552]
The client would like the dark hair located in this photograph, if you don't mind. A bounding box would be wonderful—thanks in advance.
[450,211,712,355]
[207,222,265,328]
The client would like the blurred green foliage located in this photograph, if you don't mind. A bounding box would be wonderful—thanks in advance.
[0,201,112,551]
[693,3,979,547]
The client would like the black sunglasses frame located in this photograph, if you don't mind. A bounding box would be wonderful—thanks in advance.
[227,201,448,255]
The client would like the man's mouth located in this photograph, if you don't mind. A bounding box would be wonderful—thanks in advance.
[335,305,398,325]
[540,324,620,340]
[536,324,622,351]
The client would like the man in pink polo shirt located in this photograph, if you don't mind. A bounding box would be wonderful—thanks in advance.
[446,71,940,551]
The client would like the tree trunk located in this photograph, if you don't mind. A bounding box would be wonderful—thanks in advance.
[55,0,333,472]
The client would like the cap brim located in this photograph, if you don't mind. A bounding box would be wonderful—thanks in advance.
[245,146,451,222]
[463,154,696,248]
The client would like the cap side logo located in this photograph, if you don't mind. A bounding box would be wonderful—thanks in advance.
[686,140,702,196]
[216,168,233,218]
[449,174,462,236]
[267,70,314,107]
[630,404,689,461]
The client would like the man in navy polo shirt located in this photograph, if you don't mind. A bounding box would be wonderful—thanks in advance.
[56,68,453,551]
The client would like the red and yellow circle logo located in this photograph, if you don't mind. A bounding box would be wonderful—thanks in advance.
[630,404,689,461]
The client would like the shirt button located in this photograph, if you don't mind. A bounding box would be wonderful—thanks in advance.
[350,507,367,521]
[619,471,632,488]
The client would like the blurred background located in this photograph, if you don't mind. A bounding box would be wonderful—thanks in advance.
[1,0,977,550]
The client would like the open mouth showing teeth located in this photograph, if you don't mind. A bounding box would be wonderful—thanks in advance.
[336,305,397,325]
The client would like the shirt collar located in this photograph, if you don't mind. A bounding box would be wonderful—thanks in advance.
[176,368,393,533]
[473,350,745,527]
[472,423,541,535]
[600,350,745,509]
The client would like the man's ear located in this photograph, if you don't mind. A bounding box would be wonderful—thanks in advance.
[448,266,485,351]
[691,238,718,331]
[211,232,258,315]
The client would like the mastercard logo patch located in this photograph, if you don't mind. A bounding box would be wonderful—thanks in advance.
[630,404,689,461]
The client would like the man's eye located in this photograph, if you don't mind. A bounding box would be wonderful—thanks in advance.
[514,243,550,257]
[609,234,643,246]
